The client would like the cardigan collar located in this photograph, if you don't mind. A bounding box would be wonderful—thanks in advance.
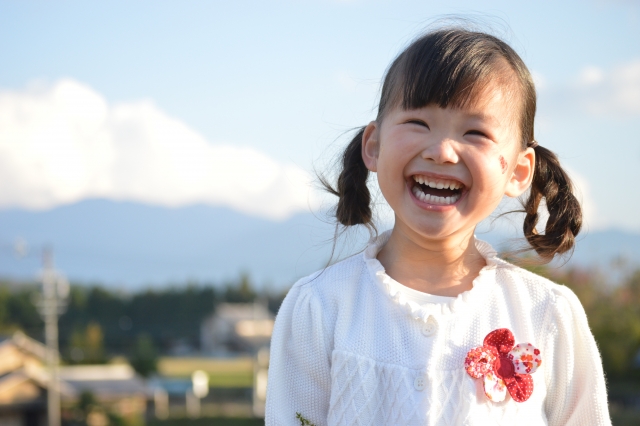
[363,230,499,321]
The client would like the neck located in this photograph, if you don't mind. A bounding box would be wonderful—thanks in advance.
[376,223,486,297]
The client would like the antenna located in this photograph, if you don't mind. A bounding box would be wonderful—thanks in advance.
[32,246,69,426]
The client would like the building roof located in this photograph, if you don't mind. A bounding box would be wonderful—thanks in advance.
[58,364,150,400]
[215,303,274,322]
[0,331,48,362]
[0,332,150,402]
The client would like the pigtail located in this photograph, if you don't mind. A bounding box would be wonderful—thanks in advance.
[523,144,582,260]
[320,127,373,227]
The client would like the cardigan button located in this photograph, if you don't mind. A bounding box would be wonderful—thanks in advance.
[414,374,426,391]
[421,316,438,337]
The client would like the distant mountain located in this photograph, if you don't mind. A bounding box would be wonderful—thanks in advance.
[559,228,640,284]
[0,200,367,290]
[480,226,640,281]
[0,200,638,289]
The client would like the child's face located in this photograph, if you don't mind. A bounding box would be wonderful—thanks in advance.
[362,85,535,241]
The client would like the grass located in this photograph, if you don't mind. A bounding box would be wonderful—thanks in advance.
[611,405,640,426]
[609,381,640,426]
[157,357,254,387]
[147,418,263,426]
[146,405,640,426]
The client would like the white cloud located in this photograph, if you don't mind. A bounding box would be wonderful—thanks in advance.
[0,79,317,219]
[577,66,605,86]
[564,167,603,231]
[575,60,640,116]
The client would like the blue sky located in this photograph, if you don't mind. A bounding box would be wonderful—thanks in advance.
[1,0,639,230]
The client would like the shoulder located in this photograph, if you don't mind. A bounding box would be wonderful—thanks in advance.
[275,252,368,322]
[493,258,574,299]
[492,258,587,327]
[287,251,368,304]
[271,253,370,356]
[475,237,580,314]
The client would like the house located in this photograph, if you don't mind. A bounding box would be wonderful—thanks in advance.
[0,331,72,426]
[58,364,150,422]
[0,331,150,426]
[200,302,274,355]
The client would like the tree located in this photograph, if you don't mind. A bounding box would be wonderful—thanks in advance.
[130,333,158,378]
[69,322,106,364]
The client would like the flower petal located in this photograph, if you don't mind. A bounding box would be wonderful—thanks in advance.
[505,373,534,402]
[483,371,507,402]
[483,328,515,355]
[465,346,497,378]
[508,343,542,375]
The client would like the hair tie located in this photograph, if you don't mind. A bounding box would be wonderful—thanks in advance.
[528,140,539,149]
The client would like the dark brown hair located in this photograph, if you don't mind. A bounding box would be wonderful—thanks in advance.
[322,28,582,261]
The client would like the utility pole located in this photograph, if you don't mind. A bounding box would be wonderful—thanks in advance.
[34,248,69,426]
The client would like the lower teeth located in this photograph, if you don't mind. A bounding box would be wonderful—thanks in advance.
[412,186,460,205]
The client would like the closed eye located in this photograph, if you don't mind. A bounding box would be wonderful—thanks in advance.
[465,129,490,139]
[405,119,430,129]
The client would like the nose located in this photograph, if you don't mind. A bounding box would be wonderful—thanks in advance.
[421,137,459,164]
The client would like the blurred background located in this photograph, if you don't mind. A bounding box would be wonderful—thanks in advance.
[0,0,639,425]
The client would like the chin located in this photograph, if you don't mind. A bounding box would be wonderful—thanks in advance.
[402,220,460,240]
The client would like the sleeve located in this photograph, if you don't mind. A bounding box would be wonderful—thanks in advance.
[543,285,611,426]
[265,280,332,426]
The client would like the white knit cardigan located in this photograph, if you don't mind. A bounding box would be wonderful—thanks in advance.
[265,231,611,425]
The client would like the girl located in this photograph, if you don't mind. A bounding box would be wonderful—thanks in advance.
[266,28,610,425]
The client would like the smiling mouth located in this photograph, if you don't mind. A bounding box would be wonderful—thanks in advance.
[411,175,465,205]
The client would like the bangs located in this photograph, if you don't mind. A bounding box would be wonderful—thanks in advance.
[379,29,523,116]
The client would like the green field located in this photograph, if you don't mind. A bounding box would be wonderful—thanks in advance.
[148,418,263,426]
[145,411,640,426]
[157,357,254,387]
[611,406,640,426]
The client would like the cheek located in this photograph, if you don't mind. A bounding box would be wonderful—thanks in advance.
[499,155,508,174]
[375,155,406,198]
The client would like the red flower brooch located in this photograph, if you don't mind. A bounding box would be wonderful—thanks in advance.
[464,328,541,403]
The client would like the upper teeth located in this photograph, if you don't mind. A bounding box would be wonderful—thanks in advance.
[412,175,462,190]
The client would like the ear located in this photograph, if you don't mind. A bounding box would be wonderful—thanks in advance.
[505,147,535,197]
[361,121,379,172]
